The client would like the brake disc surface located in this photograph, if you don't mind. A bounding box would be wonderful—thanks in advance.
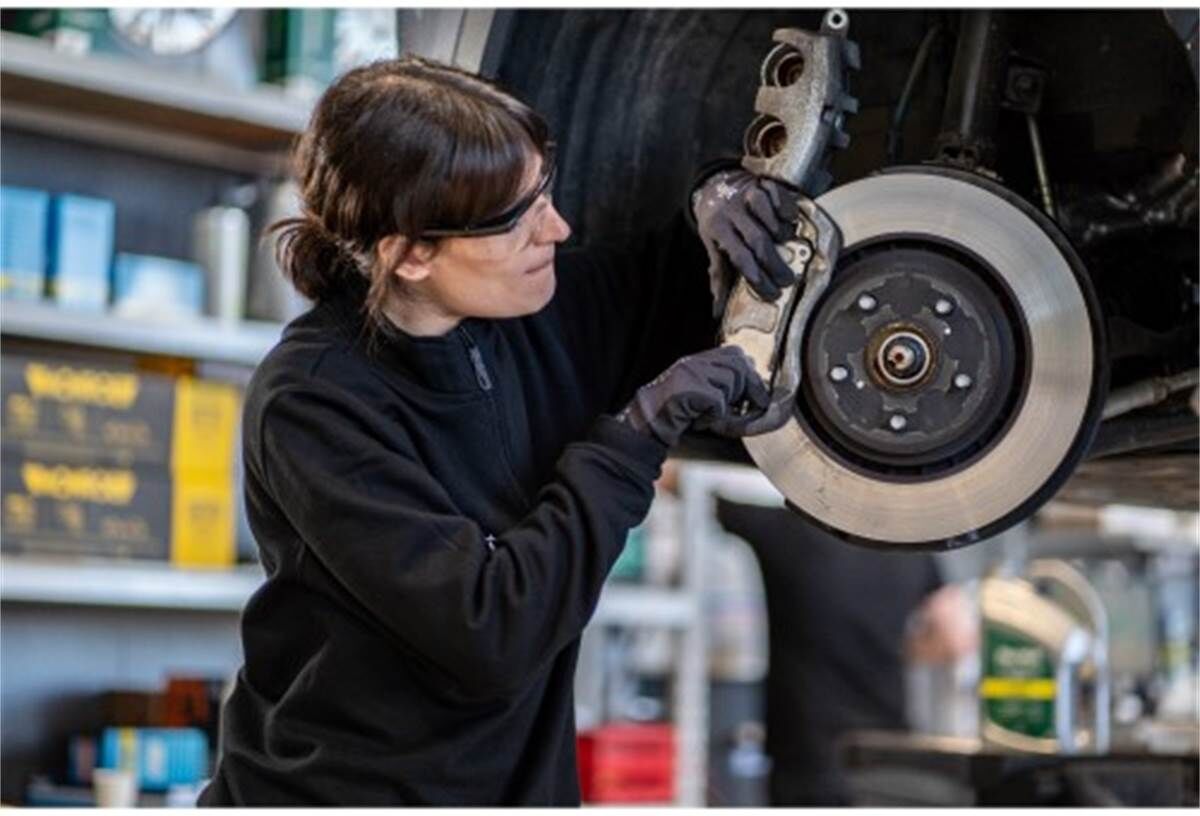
[742,167,1106,548]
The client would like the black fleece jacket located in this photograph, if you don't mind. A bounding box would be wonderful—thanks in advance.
[199,214,715,806]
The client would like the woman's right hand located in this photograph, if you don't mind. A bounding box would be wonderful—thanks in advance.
[617,346,770,447]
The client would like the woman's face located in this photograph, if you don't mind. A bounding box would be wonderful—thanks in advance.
[419,155,572,321]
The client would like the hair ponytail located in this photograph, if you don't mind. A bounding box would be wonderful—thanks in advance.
[269,215,369,302]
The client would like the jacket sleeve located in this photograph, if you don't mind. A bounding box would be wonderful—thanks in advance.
[554,209,721,414]
[255,382,666,700]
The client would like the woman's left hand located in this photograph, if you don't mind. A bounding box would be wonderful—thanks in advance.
[692,168,803,318]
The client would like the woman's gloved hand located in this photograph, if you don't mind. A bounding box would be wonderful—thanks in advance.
[617,346,771,448]
[692,169,803,318]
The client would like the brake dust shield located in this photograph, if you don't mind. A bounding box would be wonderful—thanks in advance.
[737,168,1106,549]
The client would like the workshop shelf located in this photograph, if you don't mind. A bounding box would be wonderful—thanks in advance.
[0,554,700,627]
[0,31,309,173]
[0,32,307,146]
[0,555,265,612]
[0,301,283,366]
[592,584,697,628]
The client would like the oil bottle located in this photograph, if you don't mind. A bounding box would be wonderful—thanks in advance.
[979,559,1109,753]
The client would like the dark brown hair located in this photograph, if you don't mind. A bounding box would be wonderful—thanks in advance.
[270,56,550,328]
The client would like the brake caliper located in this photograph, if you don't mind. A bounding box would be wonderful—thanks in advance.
[722,9,859,435]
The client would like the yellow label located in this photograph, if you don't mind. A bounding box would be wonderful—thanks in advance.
[980,676,1057,700]
[118,727,138,771]
[24,362,140,408]
[4,494,37,530]
[171,471,234,568]
[6,393,39,433]
[171,378,238,474]
[20,462,137,504]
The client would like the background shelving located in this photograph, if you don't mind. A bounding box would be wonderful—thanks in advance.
[0,30,307,174]
[0,557,265,612]
[0,555,699,628]
[0,301,283,366]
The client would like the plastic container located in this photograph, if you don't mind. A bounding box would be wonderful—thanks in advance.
[577,723,674,803]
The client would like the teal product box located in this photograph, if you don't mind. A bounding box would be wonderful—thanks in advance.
[111,253,205,319]
[262,10,338,98]
[610,524,646,582]
[4,10,109,55]
[98,727,209,791]
[47,194,115,310]
[0,186,50,301]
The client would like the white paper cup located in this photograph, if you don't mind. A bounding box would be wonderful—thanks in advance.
[92,767,138,808]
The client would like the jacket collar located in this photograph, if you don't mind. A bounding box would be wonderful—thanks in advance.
[312,281,495,395]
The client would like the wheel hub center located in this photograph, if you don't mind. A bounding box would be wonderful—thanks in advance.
[874,328,932,387]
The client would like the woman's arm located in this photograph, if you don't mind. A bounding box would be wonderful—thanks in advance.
[255,383,666,700]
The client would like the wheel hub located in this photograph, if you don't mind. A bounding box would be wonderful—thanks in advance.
[737,167,1105,548]
[799,242,1023,473]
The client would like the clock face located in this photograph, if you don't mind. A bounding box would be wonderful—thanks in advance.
[108,8,237,55]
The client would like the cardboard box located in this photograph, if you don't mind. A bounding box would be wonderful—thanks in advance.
[47,194,115,310]
[2,354,239,473]
[1,459,235,567]
[0,185,50,300]
[111,253,205,320]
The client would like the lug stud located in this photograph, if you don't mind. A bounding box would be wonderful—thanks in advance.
[954,373,973,389]
[889,414,908,432]
[857,293,877,312]
[829,365,849,383]
[935,298,954,315]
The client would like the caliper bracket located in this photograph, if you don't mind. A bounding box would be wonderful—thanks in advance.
[720,202,840,435]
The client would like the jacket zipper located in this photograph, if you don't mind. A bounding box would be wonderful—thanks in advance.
[457,325,531,510]
[457,326,493,391]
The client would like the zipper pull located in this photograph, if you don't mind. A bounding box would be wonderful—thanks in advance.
[459,327,493,391]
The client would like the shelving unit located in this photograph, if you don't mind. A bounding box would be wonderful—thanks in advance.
[0,30,308,173]
[0,554,698,627]
[0,32,307,143]
[0,301,283,366]
[0,556,264,612]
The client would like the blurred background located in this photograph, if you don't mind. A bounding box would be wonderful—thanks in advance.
[0,7,1197,808]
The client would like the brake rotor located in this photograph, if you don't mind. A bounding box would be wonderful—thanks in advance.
[743,167,1107,548]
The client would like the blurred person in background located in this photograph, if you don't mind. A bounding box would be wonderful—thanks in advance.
[716,499,977,806]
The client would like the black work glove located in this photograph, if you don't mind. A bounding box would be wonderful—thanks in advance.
[617,346,771,448]
[692,169,804,318]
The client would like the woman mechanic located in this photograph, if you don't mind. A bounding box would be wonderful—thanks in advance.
[200,56,800,806]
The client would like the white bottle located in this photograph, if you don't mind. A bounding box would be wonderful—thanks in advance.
[192,206,249,322]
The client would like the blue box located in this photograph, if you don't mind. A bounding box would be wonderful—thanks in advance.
[0,186,50,301]
[47,193,115,310]
[98,727,209,792]
[111,253,205,319]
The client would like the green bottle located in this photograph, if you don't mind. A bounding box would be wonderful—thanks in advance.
[980,559,1109,754]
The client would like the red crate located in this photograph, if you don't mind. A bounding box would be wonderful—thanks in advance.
[577,723,675,803]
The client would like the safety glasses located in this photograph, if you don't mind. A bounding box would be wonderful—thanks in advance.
[420,144,558,239]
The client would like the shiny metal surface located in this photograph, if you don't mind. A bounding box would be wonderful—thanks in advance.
[743,171,1096,545]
